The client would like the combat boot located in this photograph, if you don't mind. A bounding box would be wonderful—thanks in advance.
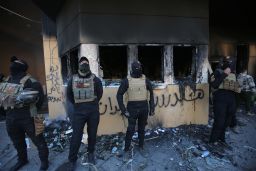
[9,160,28,171]
[88,153,96,165]
[122,151,131,162]
[39,160,49,171]
[138,147,149,158]
[66,161,76,171]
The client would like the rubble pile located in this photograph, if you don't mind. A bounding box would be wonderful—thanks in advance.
[164,124,244,170]
[43,119,72,152]
[79,127,167,161]
[94,132,125,160]
[41,112,253,170]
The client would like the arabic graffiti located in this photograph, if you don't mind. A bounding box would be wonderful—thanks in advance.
[99,89,204,115]
[48,96,62,103]
[46,65,61,95]
[45,40,62,102]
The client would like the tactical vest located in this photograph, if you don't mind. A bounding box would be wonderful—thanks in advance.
[0,75,33,110]
[219,73,240,93]
[72,74,96,103]
[127,74,148,101]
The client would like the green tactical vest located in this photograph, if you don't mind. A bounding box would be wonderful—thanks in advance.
[219,73,240,93]
[0,74,37,114]
[72,74,96,103]
[127,74,148,101]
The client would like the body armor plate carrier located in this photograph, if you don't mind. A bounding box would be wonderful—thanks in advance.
[219,73,240,93]
[127,74,148,101]
[0,75,32,109]
[72,74,96,103]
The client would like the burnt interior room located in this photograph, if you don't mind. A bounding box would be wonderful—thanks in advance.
[69,49,79,75]
[138,46,163,81]
[173,46,194,80]
[61,55,68,84]
[236,44,249,74]
[99,46,127,80]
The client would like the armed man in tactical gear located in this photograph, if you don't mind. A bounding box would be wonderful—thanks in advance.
[0,56,48,171]
[65,56,103,170]
[116,61,155,161]
[209,56,240,144]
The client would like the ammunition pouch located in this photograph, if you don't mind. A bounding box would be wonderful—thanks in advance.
[34,114,45,136]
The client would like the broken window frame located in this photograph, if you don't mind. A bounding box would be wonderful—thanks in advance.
[137,45,165,84]
[172,45,197,83]
[60,46,79,85]
[98,44,129,86]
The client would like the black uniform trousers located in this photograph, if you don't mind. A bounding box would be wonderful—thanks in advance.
[6,117,49,162]
[125,102,148,151]
[210,90,236,142]
[68,112,99,162]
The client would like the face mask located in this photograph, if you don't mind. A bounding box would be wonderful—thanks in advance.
[10,62,24,76]
[132,69,142,77]
[131,61,143,78]
[78,63,91,77]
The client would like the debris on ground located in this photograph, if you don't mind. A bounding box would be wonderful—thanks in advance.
[43,118,72,152]
[37,106,256,170]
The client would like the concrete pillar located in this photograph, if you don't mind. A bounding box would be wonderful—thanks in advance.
[127,45,138,74]
[164,45,174,84]
[42,15,65,118]
[196,45,209,83]
[79,44,99,76]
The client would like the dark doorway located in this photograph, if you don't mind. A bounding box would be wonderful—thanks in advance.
[236,44,249,74]
[173,46,194,80]
[99,46,127,79]
[138,46,164,81]
[69,49,79,75]
[61,55,68,84]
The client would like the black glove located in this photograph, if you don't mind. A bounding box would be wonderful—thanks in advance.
[149,109,155,116]
[122,111,130,118]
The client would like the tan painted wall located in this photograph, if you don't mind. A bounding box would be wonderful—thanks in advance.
[42,35,66,117]
[96,84,209,135]
[59,84,208,135]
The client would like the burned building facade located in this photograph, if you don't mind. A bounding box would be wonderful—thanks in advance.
[36,0,209,134]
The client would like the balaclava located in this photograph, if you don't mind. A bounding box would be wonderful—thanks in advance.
[131,61,143,78]
[221,56,233,71]
[78,56,91,77]
[10,56,28,77]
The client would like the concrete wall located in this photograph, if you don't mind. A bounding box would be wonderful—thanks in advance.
[209,31,256,76]
[42,16,66,116]
[60,84,209,135]
[209,26,256,76]
[43,43,209,135]
[56,0,209,55]
[41,1,210,135]
[96,84,208,135]
[41,40,210,134]
[0,0,46,86]
[248,44,256,76]
[0,33,46,87]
